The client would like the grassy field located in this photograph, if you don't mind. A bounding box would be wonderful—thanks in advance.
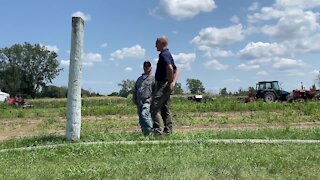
[1,96,320,179]
[1,142,320,179]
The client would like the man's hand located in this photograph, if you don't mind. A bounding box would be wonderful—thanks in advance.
[166,81,175,90]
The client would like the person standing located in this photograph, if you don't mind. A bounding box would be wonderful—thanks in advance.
[151,36,179,135]
[133,61,155,135]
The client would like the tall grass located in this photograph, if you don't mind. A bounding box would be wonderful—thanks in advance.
[1,96,320,119]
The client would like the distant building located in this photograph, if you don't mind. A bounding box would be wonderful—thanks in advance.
[0,90,10,102]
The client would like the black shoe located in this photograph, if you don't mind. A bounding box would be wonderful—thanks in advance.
[154,128,163,136]
[163,128,172,135]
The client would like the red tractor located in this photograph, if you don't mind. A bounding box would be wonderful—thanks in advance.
[5,97,32,109]
[287,89,320,102]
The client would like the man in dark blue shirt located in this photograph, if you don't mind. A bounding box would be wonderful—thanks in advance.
[151,36,179,135]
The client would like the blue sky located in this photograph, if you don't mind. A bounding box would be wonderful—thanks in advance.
[1,0,320,94]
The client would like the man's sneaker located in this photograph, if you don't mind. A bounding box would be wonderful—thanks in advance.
[154,128,163,136]
[163,128,172,135]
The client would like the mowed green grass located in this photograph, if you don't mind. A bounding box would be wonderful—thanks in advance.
[1,142,320,179]
[1,96,320,179]
[1,97,320,135]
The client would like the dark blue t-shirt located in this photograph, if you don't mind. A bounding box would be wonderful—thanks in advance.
[155,49,177,81]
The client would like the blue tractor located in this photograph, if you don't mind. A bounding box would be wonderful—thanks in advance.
[255,81,290,103]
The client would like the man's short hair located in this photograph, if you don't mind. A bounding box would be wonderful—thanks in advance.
[143,61,151,67]
[157,36,168,46]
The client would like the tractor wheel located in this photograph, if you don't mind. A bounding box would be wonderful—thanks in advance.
[294,98,305,103]
[264,92,275,103]
[286,95,293,103]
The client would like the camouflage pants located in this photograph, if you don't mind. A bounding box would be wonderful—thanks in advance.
[151,81,173,134]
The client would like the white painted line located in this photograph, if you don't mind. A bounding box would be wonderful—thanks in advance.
[1,139,320,153]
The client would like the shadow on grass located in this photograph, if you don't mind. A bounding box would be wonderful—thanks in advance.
[0,134,66,149]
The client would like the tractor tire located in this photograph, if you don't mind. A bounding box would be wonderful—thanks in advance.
[286,95,293,103]
[294,98,305,103]
[264,92,276,103]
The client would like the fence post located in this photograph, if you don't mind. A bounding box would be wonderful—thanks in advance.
[66,17,84,141]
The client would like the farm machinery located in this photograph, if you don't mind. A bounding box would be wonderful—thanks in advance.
[5,97,32,109]
[287,88,320,102]
[187,94,204,102]
[244,81,320,103]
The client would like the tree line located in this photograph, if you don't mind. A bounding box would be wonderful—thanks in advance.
[0,43,102,98]
[0,43,61,98]
[1,42,318,99]
[116,78,256,98]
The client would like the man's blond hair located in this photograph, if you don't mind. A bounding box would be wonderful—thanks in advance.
[157,36,168,46]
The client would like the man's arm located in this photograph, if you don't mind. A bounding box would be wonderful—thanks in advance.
[166,64,179,86]
[172,68,179,85]
[166,64,174,83]
[132,80,138,105]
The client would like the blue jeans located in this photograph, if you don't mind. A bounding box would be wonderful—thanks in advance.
[137,102,153,135]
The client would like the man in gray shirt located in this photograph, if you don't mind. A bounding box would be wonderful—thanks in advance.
[133,61,155,135]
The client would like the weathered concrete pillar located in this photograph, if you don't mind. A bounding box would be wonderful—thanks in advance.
[66,17,84,141]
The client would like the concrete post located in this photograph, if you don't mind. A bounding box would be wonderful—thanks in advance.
[66,17,84,141]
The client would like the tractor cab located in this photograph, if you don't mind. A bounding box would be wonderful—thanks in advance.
[255,81,289,102]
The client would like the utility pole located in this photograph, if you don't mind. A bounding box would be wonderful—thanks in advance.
[66,17,84,141]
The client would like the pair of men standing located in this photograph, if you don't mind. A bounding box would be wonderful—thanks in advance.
[133,36,179,135]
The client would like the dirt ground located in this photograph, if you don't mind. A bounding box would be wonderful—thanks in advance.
[1,115,320,142]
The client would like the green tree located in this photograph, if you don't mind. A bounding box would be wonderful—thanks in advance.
[40,85,67,98]
[316,71,320,88]
[220,87,228,96]
[173,82,184,94]
[310,84,317,91]
[108,92,119,96]
[0,43,62,98]
[118,79,135,97]
[186,78,205,94]
[248,86,255,93]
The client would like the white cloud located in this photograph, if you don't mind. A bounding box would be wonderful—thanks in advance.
[225,78,241,83]
[204,60,228,70]
[110,45,146,60]
[41,44,59,53]
[261,9,320,39]
[230,15,240,24]
[237,64,260,70]
[83,52,103,66]
[173,53,196,70]
[239,42,287,60]
[172,30,178,34]
[287,72,305,77]
[248,7,284,23]
[275,0,320,10]
[310,70,319,75]
[60,52,103,67]
[191,24,245,48]
[125,67,133,72]
[248,59,272,65]
[72,11,91,21]
[83,81,113,86]
[257,70,268,76]
[153,0,216,20]
[101,43,108,48]
[248,2,259,11]
[290,34,320,54]
[60,60,70,67]
[272,58,305,71]
[203,48,234,58]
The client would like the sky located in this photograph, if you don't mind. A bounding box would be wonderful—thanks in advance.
[1,0,320,95]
